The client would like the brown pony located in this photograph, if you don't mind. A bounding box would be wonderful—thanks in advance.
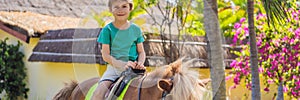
[53,59,211,100]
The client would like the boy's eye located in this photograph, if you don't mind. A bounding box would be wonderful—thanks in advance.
[122,5,128,8]
[114,6,120,9]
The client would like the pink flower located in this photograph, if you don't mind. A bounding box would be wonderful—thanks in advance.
[229,85,237,90]
[259,67,264,73]
[288,28,293,32]
[267,79,274,84]
[264,87,270,92]
[234,23,241,29]
[243,27,249,35]
[283,86,288,92]
[230,60,237,67]
[234,76,240,84]
[232,36,238,44]
[282,47,288,53]
[293,75,297,80]
[282,36,289,41]
[295,28,300,34]
[256,13,265,20]
[241,68,248,75]
[267,71,274,77]
[240,18,246,23]
[290,39,295,44]
[226,75,233,81]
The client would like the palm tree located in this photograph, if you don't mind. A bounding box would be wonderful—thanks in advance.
[203,0,226,99]
[247,0,261,99]
[249,0,290,100]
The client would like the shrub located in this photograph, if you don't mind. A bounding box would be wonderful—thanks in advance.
[0,38,29,100]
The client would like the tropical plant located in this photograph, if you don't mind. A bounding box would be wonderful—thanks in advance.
[136,0,203,63]
[218,0,248,35]
[228,7,300,99]
[0,38,29,100]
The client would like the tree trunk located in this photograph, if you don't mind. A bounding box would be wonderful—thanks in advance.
[203,0,226,99]
[247,0,261,100]
[277,81,284,100]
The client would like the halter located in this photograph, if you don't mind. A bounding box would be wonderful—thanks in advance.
[137,74,174,100]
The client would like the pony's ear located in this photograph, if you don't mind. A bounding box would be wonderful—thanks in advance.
[164,58,183,78]
[158,79,173,93]
[168,58,183,74]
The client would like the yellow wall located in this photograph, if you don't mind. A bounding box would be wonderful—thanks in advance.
[0,30,295,100]
[0,30,106,99]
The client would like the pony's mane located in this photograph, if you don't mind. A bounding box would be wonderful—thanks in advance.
[143,59,211,100]
[166,60,210,100]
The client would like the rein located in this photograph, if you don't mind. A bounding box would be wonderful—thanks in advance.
[137,73,147,100]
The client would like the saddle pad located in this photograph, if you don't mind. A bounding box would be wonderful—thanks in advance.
[85,83,98,100]
[117,79,133,100]
[85,79,134,100]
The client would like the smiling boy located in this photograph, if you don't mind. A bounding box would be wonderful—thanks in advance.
[92,0,146,99]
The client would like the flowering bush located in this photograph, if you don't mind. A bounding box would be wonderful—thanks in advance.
[227,8,300,98]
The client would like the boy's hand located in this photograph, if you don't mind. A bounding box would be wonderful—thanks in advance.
[135,61,145,70]
[125,61,137,69]
[125,61,145,70]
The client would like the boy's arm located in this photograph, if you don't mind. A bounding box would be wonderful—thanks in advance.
[101,44,127,69]
[136,43,146,68]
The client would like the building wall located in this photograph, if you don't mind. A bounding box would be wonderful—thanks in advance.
[0,30,106,99]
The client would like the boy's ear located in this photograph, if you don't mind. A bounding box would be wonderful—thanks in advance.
[129,3,133,11]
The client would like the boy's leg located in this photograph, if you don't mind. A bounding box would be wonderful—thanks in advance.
[91,81,113,100]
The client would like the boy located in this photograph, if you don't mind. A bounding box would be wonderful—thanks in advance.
[92,0,146,99]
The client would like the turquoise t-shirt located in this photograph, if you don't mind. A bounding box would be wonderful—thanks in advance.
[97,22,144,62]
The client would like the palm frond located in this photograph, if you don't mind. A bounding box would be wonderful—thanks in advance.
[261,0,291,27]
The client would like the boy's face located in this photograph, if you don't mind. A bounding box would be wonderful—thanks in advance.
[110,1,131,21]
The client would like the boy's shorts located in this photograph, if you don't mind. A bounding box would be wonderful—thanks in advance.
[99,64,125,83]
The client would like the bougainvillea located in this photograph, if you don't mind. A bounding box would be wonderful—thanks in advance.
[227,8,300,98]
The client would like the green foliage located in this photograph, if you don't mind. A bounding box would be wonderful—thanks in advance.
[92,11,112,27]
[137,0,206,36]
[0,38,29,100]
[218,0,248,34]
[129,0,147,20]
[261,0,292,27]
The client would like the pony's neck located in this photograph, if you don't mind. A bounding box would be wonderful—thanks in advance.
[124,75,163,100]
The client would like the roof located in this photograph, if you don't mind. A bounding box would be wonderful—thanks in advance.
[28,28,239,68]
[0,11,83,36]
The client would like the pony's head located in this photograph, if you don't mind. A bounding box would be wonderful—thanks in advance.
[143,58,211,100]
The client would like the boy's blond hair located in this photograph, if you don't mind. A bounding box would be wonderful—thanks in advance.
[108,0,133,11]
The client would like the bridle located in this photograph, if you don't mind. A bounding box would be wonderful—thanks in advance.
[137,74,174,100]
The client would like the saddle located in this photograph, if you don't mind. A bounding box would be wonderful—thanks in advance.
[106,67,145,99]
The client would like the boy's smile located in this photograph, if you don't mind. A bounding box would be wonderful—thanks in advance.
[111,1,131,21]
[116,13,126,16]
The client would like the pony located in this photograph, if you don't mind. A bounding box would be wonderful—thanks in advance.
[53,59,211,100]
